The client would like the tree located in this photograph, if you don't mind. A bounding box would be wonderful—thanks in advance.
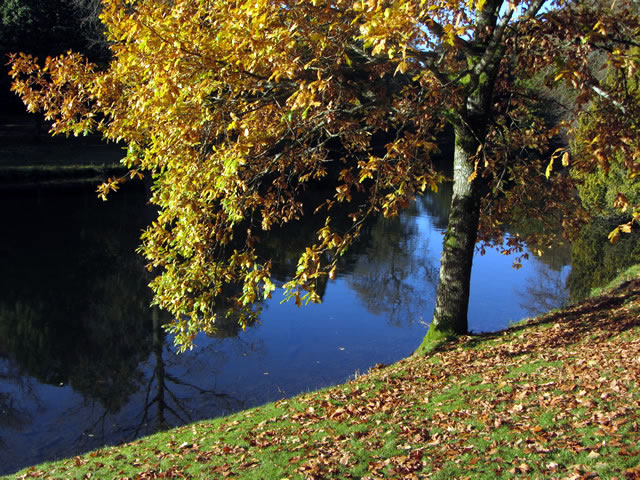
[9,0,640,351]
[570,46,640,222]
[0,0,108,112]
[0,0,107,56]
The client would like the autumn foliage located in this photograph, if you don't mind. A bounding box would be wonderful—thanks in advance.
[9,0,640,348]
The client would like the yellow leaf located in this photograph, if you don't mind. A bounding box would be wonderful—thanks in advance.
[372,42,385,56]
[561,151,570,167]
[328,266,336,280]
[608,227,620,244]
[545,158,554,179]
[468,158,479,183]
[394,61,409,75]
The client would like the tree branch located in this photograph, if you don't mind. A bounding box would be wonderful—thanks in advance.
[523,0,549,20]
[472,3,515,78]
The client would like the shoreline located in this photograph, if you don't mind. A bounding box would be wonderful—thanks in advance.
[0,114,126,189]
[5,267,639,479]
[0,164,128,190]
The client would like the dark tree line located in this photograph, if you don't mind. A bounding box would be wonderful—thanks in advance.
[1,0,107,112]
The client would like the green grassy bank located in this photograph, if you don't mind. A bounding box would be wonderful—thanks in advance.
[7,268,640,480]
[0,115,126,188]
[0,164,128,189]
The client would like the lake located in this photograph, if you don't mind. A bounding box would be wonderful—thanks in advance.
[0,171,570,475]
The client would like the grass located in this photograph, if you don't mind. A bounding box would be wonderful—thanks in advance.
[590,264,640,298]
[5,270,640,479]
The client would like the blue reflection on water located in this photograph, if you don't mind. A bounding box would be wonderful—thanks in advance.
[0,184,569,475]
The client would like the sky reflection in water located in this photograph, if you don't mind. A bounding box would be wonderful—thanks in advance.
[0,184,569,475]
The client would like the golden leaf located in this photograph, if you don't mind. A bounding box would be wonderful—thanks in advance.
[395,61,409,75]
[608,227,620,244]
[545,158,554,179]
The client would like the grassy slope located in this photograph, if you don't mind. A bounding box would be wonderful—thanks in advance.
[7,272,640,480]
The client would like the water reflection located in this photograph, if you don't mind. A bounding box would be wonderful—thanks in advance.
[0,187,154,408]
[0,357,35,450]
[347,201,439,327]
[566,216,640,302]
[0,181,571,475]
[517,261,570,317]
[134,310,242,436]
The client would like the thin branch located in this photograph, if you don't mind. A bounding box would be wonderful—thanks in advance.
[590,84,627,113]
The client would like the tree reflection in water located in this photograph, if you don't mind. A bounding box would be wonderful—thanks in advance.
[347,202,439,327]
[0,186,248,474]
[134,310,244,437]
[345,186,451,326]
[517,261,570,317]
[0,180,577,475]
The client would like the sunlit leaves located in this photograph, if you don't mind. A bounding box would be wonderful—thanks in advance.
[9,0,443,347]
[9,0,640,347]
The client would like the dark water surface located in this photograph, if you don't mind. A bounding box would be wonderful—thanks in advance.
[0,181,569,475]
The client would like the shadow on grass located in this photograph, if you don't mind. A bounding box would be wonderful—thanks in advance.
[429,278,640,358]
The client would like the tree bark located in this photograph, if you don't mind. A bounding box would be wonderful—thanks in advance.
[416,123,484,352]
[415,0,511,353]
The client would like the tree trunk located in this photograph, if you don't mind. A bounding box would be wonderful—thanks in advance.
[416,124,484,353]
[413,0,511,354]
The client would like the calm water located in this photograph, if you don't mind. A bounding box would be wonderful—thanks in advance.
[0,179,569,475]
